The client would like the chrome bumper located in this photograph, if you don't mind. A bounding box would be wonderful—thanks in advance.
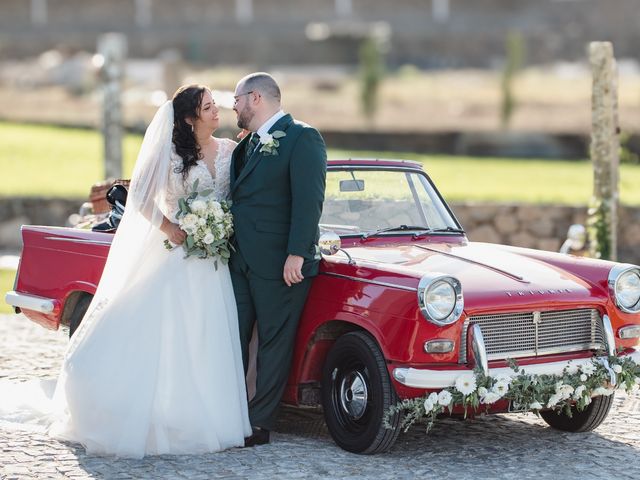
[5,291,56,314]
[393,314,637,389]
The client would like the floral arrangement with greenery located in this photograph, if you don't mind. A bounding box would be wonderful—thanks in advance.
[164,179,234,269]
[384,354,640,432]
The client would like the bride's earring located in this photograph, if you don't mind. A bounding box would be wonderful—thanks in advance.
[190,124,194,133]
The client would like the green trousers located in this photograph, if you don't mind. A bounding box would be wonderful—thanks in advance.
[230,250,312,430]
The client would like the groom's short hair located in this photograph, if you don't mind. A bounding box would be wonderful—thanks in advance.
[242,72,281,102]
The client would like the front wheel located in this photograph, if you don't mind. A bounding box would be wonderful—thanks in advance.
[321,331,401,454]
[68,295,92,338]
[540,394,614,432]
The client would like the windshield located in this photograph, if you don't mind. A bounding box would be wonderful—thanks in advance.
[320,167,460,236]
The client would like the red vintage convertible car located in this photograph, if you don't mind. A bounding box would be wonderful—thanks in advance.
[6,159,640,453]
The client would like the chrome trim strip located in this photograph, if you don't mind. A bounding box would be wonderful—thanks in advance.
[392,349,640,389]
[469,324,489,376]
[319,272,417,291]
[328,164,423,172]
[45,236,112,247]
[602,314,616,357]
[5,291,55,314]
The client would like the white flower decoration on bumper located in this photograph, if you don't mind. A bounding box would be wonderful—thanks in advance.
[455,374,477,396]
[258,130,286,156]
[384,352,640,435]
[581,362,597,376]
[437,390,453,406]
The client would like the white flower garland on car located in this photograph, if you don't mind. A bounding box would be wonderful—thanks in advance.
[384,354,640,432]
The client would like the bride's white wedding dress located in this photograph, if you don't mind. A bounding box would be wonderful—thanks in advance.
[0,128,251,458]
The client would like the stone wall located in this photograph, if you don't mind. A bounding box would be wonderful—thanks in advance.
[1,196,638,264]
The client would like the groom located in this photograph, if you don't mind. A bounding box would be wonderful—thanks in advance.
[229,72,327,446]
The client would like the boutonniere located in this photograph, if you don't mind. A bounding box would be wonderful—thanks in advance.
[259,130,286,156]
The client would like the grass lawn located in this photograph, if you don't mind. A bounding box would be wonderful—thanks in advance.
[1,269,17,314]
[2,122,640,205]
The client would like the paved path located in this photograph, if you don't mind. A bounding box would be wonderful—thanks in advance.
[2,313,640,479]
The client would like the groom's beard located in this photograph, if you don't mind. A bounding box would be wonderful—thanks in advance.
[236,105,255,130]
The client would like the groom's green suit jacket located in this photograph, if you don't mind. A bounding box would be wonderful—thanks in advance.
[229,114,327,280]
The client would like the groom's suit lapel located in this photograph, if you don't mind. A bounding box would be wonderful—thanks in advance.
[230,133,252,188]
[232,114,294,193]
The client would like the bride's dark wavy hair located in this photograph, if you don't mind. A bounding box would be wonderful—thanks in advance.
[172,84,209,180]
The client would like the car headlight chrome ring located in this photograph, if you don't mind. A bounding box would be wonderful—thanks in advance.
[609,264,640,313]
[418,274,464,326]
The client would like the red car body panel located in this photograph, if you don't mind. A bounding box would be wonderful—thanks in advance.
[9,159,640,412]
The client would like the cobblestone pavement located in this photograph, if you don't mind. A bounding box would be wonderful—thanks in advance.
[2,313,640,480]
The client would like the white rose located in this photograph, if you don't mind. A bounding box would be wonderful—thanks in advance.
[592,387,611,396]
[612,364,623,374]
[491,373,512,385]
[546,394,561,408]
[207,200,222,214]
[454,374,477,396]
[423,398,434,414]
[529,401,543,410]
[203,233,215,245]
[437,390,452,406]
[480,392,501,405]
[492,380,510,397]
[573,385,586,399]
[191,199,207,214]
[556,383,574,400]
[580,373,588,382]
[198,217,207,226]
[181,213,198,228]
[566,363,579,375]
[581,362,596,375]
[428,392,438,403]
[259,132,274,145]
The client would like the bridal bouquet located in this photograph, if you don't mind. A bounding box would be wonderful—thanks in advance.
[164,179,234,269]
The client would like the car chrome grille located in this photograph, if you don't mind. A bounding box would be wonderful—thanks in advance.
[461,308,605,362]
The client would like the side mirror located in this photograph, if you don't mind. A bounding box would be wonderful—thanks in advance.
[319,231,341,256]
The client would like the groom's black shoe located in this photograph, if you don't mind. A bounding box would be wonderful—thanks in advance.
[244,427,270,447]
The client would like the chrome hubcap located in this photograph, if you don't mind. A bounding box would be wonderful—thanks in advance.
[339,370,368,420]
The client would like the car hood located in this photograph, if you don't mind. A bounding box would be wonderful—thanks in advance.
[339,241,604,311]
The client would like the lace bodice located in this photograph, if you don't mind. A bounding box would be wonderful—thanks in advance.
[164,138,236,218]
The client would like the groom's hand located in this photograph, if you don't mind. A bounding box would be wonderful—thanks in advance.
[283,255,304,286]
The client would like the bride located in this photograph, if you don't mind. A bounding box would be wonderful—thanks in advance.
[2,85,252,458]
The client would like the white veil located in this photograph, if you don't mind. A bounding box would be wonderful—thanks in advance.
[0,101,176,431]
[65,100,174,354]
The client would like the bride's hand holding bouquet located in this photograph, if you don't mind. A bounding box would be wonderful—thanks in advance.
[164,178,234,269]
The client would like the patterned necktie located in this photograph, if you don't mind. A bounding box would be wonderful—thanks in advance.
[246,133,260,161]
[236,133,260,177]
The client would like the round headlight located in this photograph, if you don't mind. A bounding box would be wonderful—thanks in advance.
[616,270,640,309]
[426,280,456,320]
[609,265,640,313]
[418,274,464,326]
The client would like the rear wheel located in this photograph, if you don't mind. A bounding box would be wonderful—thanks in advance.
[540,394,614,432]
[321,331,401,454]
[69,295,92,338]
